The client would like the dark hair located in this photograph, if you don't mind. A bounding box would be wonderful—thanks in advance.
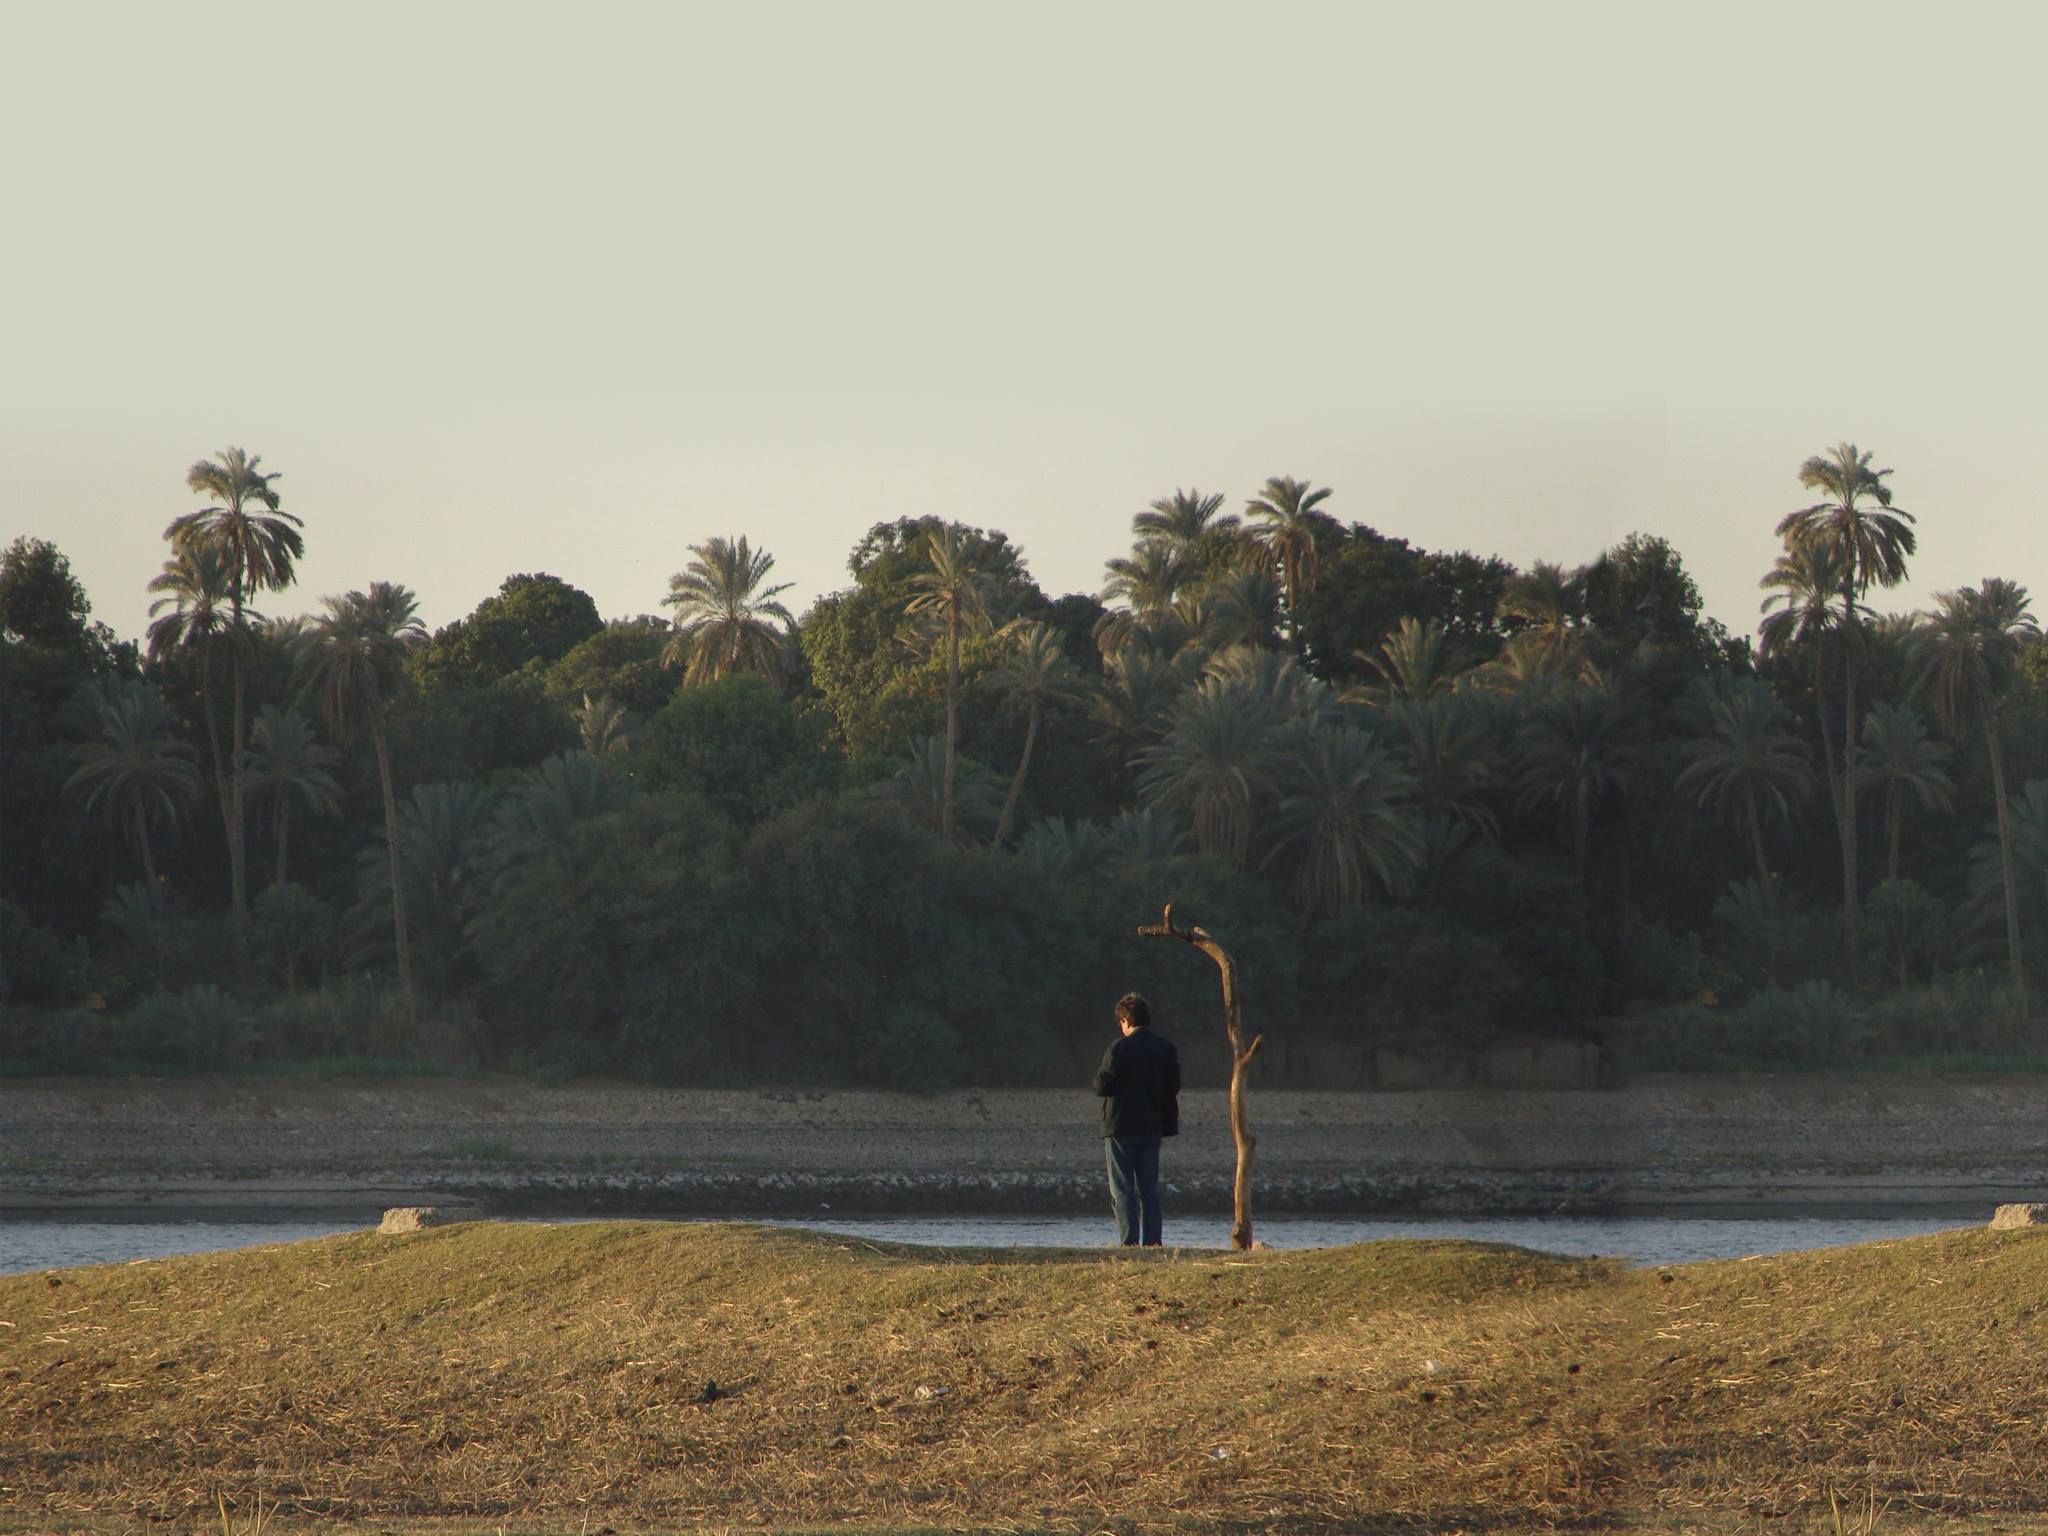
[1115,992,1150,1031]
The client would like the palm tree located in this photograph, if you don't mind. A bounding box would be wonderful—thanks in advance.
[1244,475,1332,626]
[295,583,427,1011]
[1914,580,2040,1001]
[1496,561,1586,663]
[870,734,999,844]
[904,524,995,845]
[1758,536,1869,917]
[1266,723,1421,922]
[987,621,1078,849]
[63,685,201,909]
[1136,674,1280,869]
[1857,701,1954,884]
[1196,567,1286,652]
[662,535,795,687]
[1673,676,1814,889]
[1100,542,1196,626]
[574,692,633,760]
[246,705,342,888]
[1348,617,1459,705]
[1513,683,1630,919]
[1133,488,1237,553]
[165,447,302,928]
[145,539,237,831]
[1382,692,1504,838]
[1772,442,1917,933]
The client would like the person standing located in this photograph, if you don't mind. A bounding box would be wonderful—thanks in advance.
[1093,991,1180,1247]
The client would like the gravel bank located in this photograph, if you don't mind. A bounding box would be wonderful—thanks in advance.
[2,1075,2042,1219]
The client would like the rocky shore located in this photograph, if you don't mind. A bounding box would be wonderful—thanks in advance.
[2,1075,2042,1220]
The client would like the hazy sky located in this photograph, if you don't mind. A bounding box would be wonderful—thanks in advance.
[5,1,2043,647]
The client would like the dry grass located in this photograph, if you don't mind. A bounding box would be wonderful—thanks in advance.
[2,1222,2045,1534]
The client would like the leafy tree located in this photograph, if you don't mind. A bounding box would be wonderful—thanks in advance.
[662,537,796,687]
[1857,701,1954,884]
[165,446,302,927]
[413,573,602,693]
[634,672,837,824]
[1674,676,1813,889]
[246,705,342,888]
[544,617,676,717]
[1772,442,1917,934]
[1,536,116,662]
[1581,533,1727,669]
[62,682,201,909]
[1916,580,2040,1000]
[296,583,427,1010]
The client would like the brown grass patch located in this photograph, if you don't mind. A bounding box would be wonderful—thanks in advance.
[2,1222,2045,1533]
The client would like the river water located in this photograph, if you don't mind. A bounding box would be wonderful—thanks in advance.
[0,1211,1978,1276]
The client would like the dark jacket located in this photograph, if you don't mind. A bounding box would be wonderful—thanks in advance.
[1094,1027,1181,1140]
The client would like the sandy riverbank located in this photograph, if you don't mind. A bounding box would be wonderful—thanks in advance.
[1,1074,2042,1219]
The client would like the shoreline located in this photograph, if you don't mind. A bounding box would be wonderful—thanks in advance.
[4,1073,2042,1222]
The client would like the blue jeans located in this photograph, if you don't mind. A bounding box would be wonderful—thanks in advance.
[1105,1135,1163,1246]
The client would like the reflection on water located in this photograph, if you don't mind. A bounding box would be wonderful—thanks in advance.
[0,1211,1976,1276]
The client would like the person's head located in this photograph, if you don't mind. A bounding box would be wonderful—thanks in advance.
[1115,992,1150,1036]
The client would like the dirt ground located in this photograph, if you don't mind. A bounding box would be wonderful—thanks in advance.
[2,1074,2043,1217]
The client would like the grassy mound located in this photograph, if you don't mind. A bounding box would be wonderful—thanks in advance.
[3,1222,2046,1533]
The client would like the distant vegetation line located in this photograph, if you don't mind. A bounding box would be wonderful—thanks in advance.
[2,447,2044,1086]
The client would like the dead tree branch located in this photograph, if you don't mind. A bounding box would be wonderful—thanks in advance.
[1136,901,1264,1250]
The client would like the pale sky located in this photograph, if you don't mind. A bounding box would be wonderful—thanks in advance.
[4,1,2043,647]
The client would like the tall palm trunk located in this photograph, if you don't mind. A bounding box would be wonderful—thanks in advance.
[371,719,415,1014]
[1746,795,1771,890]
[230,654,248,926]
[199,640,230,832]
[133,792,163,913]
[1886,785,1903,885]
[940,595,960,846]
[1985,715,2028,1011]
[992,698,1041,849]
[1840,655,1860,939]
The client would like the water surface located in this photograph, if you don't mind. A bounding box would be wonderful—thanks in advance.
[0,1211,1975,1276]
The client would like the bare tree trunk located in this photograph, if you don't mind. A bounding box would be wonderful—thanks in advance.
[372,719,414,1017]
[1136,903,1264,1251]
[991,700,1040,850]
[1986,717,2028,1014]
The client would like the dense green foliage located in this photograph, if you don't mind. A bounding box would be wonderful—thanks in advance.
[3,447,2043,1084]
